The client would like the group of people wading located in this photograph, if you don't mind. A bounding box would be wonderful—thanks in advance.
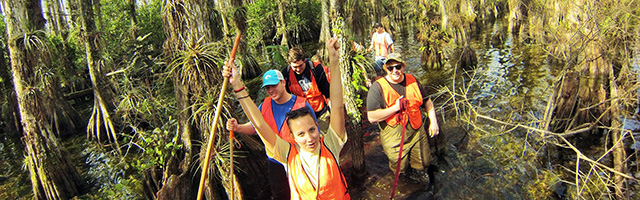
[224,22,439,199]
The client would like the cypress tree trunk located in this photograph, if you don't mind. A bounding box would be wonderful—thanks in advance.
[78,0,119,146]
[158,2,199,198]
[43,0,57,33]
[2,0,82,199]
[52,0,67,31]
[67,0,80,28]
[0,32,22,137]
[216,0,230,37]
[609,62,628,199]
[159,1,223,199]
[330,0,367,182]
[277,0,289,47]
[317,0,330,60]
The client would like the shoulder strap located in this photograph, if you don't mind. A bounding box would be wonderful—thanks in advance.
[306,60,316,71]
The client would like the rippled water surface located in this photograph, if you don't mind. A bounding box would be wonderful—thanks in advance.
[345,19,559,199]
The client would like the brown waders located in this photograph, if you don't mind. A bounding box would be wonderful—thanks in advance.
[379,121,433,173]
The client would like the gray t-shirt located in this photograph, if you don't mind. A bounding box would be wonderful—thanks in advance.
[366,76,428,127]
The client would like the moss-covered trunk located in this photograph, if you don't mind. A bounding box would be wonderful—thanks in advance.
[317,0,330,60]
[3,0,82,199]
[159,0,231,199]
[330,0,367,183]
[78,0,119,146]
[0,35,22,136]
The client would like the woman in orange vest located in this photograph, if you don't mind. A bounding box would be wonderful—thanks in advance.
[224,38,350,199]
[366,53,440,184]
[226,69,317,199]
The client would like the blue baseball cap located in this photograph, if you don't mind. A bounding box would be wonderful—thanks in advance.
[261,70,285,88]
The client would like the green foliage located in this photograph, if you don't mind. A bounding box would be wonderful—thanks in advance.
[46,34,87,91]
[349,53,372,107]
[264,45,289,68]
[526,170,562,199]
[99,0,164,68]
[136,0,165,48]
[168,38,226,91]
[130,124,181,170]
[246,0,279,46]
[246,0,321,47]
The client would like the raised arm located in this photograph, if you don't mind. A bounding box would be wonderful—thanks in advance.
[327,38,345,140]
[222,64,277,153]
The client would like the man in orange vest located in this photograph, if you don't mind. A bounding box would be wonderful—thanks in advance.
[226,69,317,199]
[282,47,331,132]
[366,53,439,184]
[367,22,395,75]
[225,38,350,199]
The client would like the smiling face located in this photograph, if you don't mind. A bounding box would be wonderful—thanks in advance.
[264,81,286,102]
[384,60,405,83]
[288,115,320,153]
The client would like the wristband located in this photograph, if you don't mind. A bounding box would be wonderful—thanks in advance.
[234,86,245,93]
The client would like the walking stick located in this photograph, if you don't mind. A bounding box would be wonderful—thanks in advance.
[390,99,407,199]
[197,32,242,200]
[229,130,235,200]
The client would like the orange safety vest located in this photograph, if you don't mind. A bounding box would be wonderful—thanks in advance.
[287,137,350,200]
[261,96,307,143]
[373,32,390,57]
[288,64,328,113]
[376,74,423,130]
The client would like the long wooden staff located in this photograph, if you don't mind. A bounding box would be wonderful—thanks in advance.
[197,32,242,200]
[229,130,235,200]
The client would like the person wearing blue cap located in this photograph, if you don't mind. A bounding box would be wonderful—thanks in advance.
[227,69,316,199]
[225,38,350,199]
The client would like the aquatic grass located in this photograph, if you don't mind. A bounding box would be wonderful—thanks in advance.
[438,66,640,199]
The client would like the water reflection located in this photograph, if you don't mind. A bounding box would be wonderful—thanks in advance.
[349,17,558,199]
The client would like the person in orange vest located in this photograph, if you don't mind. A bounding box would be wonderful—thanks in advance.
[367,22,395,75]
[224,38,350,199]
[311,55,329,83]
[226,69,317,200]
[282,47,331,132]
[366,53,439,184]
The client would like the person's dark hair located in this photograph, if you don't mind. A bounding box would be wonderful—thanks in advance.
[285,107,315,128]
[373,22,382,28]
[288,47,305,63]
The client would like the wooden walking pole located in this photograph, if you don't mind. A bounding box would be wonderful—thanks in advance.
[229,130,235,200]
[197,32,242,200]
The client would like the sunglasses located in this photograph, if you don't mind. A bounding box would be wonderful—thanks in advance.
[386,64,403,71]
